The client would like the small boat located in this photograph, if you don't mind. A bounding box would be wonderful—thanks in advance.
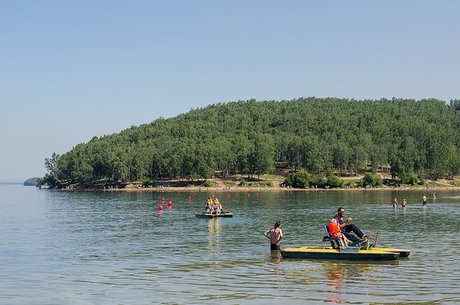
[195,211,233,218]
[281,246,400,261]
[314,224,411,259]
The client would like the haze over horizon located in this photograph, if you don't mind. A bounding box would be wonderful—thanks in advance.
[1,1,459,182]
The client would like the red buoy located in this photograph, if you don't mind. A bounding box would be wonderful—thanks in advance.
[187,196,191,201]
[161,197,165,202]
[167,200,172,207]
[157,204,164,211]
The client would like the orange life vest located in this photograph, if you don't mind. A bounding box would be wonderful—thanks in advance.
[327,222,342,239]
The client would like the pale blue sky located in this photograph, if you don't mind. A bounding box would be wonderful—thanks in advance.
[1,1,459,181]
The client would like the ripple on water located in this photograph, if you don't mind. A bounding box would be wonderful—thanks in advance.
[1,188,460,304]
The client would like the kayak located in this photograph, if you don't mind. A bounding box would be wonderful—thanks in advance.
[195,212,233,218]
[281,246,400,261]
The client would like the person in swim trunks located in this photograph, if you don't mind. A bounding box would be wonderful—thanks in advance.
[264,220,283,250]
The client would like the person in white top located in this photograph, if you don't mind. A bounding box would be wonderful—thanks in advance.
[422,194,427,206]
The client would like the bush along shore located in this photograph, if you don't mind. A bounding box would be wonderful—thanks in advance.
[41,171,460,192]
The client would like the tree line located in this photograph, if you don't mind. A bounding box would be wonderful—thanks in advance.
[39,97,460,188]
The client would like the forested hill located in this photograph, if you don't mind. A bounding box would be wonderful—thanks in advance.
[42,98,460,187]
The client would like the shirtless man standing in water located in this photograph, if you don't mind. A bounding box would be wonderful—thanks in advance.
[264,220,283,250]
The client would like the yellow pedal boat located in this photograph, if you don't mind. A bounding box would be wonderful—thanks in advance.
[320,246,410,258]
[281,246,401,261]
[195,211,233,218]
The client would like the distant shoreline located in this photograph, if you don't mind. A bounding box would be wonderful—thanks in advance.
[64,185,460,193]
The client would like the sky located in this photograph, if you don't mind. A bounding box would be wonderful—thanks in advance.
[1,1,459,182]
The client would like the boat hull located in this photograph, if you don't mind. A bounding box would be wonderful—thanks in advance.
[281,247,400,261]
[322,246,410,257]
[374,247,410,257]
[195,212,233,218]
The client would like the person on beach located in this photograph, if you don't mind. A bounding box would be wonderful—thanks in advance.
[422,194,427,206]
[264,220,283,250]
[327,218,350,246]
[402,198,407,208]
[392,197,398,208]
[333,207,365,242]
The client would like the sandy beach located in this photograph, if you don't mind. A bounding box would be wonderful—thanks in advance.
[95,184,460,193]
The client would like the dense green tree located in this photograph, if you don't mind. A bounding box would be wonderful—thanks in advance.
[248,134,275,178]
[41,98,460,187]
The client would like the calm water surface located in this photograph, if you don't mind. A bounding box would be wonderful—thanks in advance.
[1,184,459,304]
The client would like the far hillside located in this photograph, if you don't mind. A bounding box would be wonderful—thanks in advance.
[24,177,40,186]
[39,97,460,189]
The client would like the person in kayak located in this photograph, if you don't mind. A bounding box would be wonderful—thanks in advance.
[264,220,283,251]
[334,207,365,242]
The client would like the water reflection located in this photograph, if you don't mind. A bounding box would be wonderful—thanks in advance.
[266,251,283,277]
[207,218,221,251]
[3,187,460,304]
[325,263,366,289]
[322,261,400,303]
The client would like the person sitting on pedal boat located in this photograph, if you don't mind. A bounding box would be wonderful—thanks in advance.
[327,218,350,246]
[333,207,365,243]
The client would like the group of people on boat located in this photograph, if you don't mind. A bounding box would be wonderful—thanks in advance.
[203,196,224,214]
[265,207,369,250]
[326,207,369,247]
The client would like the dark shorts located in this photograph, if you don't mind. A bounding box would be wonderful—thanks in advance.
[270,244,280,251]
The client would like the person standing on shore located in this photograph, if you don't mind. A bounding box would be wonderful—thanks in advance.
[264,220,283,251]
[422,194,427,206]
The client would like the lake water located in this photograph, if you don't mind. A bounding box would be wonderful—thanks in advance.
[1,184,459,304]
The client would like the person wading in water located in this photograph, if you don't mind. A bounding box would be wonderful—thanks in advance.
[264,220,283,250]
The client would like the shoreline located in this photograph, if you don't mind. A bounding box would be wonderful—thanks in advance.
[67,185,460,192]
